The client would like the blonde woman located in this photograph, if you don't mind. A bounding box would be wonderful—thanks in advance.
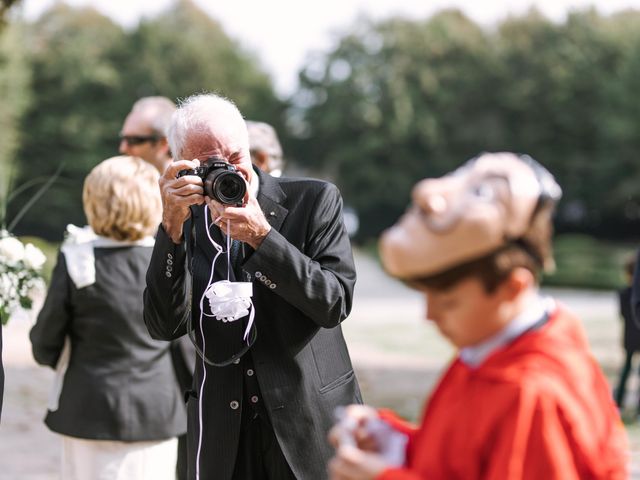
[30,156,186,480]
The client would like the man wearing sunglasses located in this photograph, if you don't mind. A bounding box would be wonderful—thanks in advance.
[119,96,194,480]
[119,96,176,175]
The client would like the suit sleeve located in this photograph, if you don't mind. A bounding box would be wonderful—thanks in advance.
[143,224,191,340]
[29,251,72,368]
[243,182,356,328]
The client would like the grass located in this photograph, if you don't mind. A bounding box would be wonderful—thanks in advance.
[358,233,638,291]
[544,234,637,290]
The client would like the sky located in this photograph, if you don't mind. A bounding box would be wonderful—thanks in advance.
[20,0,640,97]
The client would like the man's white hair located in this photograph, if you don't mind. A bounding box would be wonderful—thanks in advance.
[168,93,248,159]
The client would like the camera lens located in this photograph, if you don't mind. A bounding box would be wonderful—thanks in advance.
[217,175,244,202]
[204,169,246,205]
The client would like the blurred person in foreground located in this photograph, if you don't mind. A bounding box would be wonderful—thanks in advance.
[329,152,628,480]
[119,96,175,175]
[632,247,640,360]
[246,120,284,177]
[614,255,639,415]
[29,156,186,480]
[143,92,360,479]
[119,95,193,480]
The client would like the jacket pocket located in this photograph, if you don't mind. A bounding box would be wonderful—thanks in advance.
[319,370,355,394]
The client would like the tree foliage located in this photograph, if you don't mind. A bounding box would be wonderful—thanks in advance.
[8,0,285,240]
[0,20,30,229]
[121,0,282,121]
[9,4,131,238]
[0,0,21,26]
[2,4,640,242]
[289,8,640,241]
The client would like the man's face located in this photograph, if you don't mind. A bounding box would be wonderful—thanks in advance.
[180,127,253,188]
[119,111,170,174]
[419,276,505,348]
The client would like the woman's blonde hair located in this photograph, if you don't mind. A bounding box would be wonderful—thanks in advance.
[83,155,161,241]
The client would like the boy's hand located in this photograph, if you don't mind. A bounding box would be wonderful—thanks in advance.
[329,405,381,452]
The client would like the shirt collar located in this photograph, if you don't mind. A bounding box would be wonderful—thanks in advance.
[459,295,555,368]
[250,169,259,198]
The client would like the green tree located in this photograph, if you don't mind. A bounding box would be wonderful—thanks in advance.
[290,8,640,241]
[592,10,640,233]
[121,0,285,127]
[0,19,31,230]
[0,0,21,26]
[9,4,129,239]
[11,0,285,240]
[492,9,634,234]
[289,10,498,240]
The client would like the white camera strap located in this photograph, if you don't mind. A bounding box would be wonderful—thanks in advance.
[189,206,256,363]
[200,209,255,338]
[193,207,257,480]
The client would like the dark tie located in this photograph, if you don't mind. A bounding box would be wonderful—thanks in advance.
[230,239,243,278]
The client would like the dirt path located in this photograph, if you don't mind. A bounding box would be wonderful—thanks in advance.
[1,251,638,479]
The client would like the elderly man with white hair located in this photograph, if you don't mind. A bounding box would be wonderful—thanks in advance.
[144,93,360,480]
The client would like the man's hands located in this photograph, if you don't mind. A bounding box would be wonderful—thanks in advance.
[207,194,271,250]
[160,158,271,248]
[160,160,205,244]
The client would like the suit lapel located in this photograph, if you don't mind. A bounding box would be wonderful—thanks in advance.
[255,168,288,232]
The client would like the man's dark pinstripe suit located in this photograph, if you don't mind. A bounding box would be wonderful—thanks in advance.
[144,168,361,479]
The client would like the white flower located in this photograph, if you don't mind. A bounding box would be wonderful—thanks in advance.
[23,243,47,270]
[0,273,12,297]
[0,232,47,325]
[0,235,25,263]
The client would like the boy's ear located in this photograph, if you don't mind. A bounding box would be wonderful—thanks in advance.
[501,267,535,301]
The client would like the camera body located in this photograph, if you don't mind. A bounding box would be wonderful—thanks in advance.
[177,157,247,206]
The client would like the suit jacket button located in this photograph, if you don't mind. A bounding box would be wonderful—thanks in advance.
[269,284,276,289]
[255,271,262,278]
[246,369,254,376]
[165,271,172,278]
[250,396,259,404]
[230,400,240,410]
[168,253,173,260]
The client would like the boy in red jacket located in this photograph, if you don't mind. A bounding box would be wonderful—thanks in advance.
[329,152,628,480]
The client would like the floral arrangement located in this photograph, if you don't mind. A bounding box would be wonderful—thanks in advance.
[0,229,46,325]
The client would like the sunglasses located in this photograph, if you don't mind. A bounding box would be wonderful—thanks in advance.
[119,134,161,146]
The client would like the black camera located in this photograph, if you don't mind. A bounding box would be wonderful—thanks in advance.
[177,157,247,206]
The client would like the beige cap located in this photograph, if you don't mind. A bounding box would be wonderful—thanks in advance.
[246,121,283,158]
[379,152,561,280]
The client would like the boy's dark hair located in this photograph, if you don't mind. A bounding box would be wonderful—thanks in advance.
[407,202,555,294]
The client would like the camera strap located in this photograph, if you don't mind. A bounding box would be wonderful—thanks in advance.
[186,207,257,367]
